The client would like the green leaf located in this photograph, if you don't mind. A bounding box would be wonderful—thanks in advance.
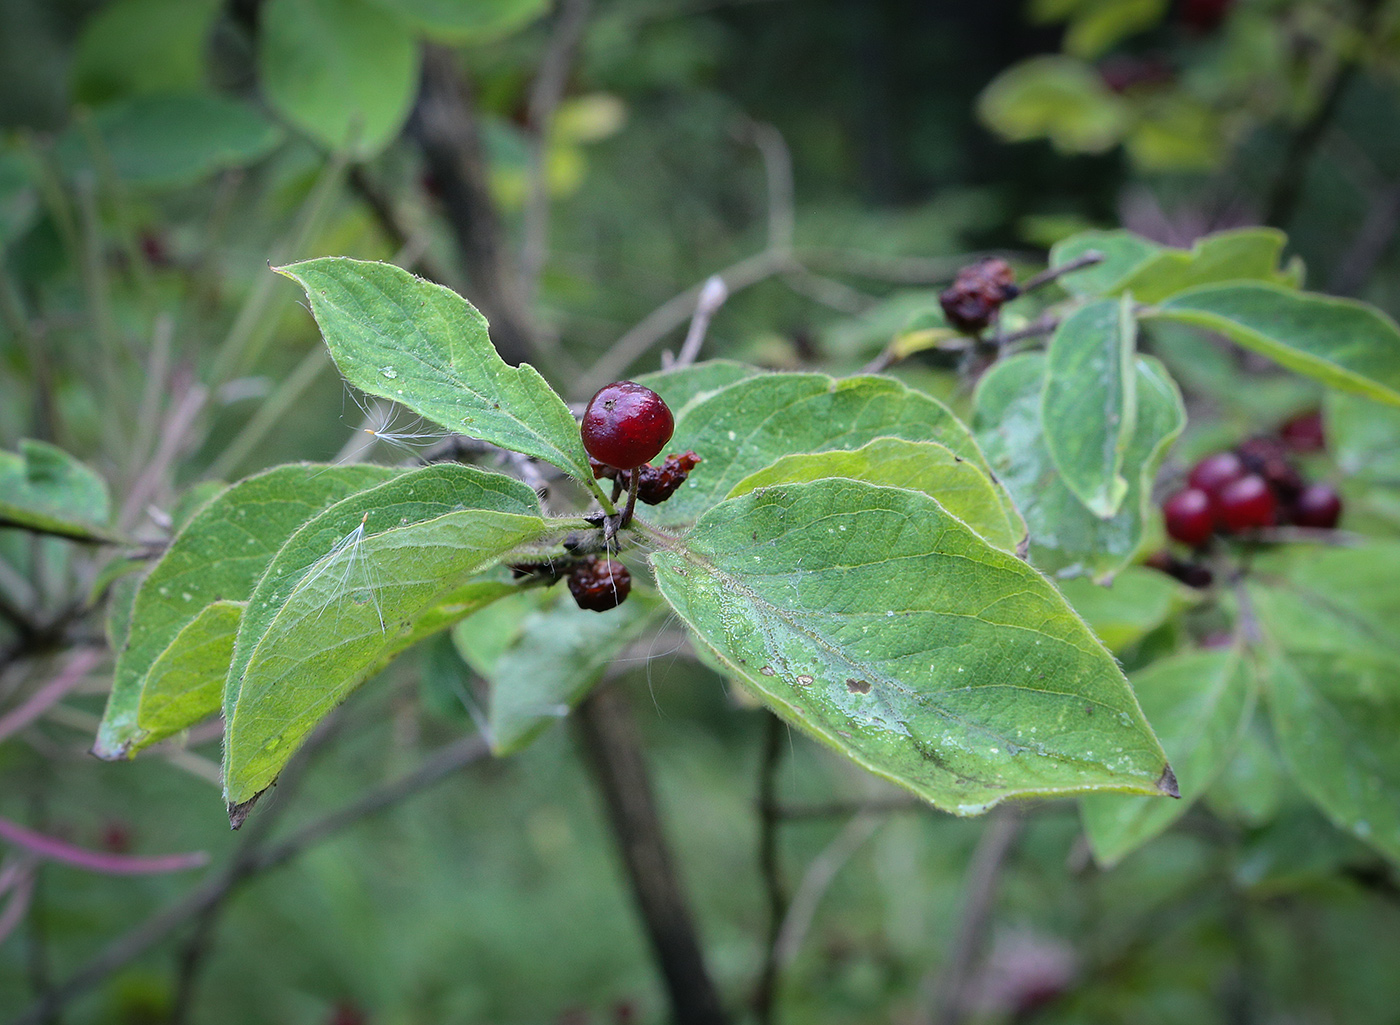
[1057,566,1190,652]
[58,93,284,187]
[475,590,665,755]
[1042,295,1137,517]
[1081,648,1254,866]
[649,479,1175,814]
[1252,544,1400,863]
[656,373,1011,529]
[1049,229,1161,297]
[975,353,1185,581]
[259,0,420,157]
[1114,228,1292,304]
[977,56,1129,155]
[135,600,244,747]
[72,0,222,103]
[1060,0,1167,59]
[1326,389,1400,481]
[95,463,395,759]
[223,464,547,807]
[275,258,595,484]
[1206,720,1285,828]
[0,440,112,542]
[727,439,1026,554]
[362,0,547,41]
[1148,283,1400,407]
[631,360,764,417]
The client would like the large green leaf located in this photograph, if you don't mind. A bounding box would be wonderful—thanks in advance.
[95,463,395,758]
[1042,295,1137,518]
[975,353,1185,580]
[0,440,112,542]
[275,258,595,484]
[632,360,764,418]
[977,56,1128,155]
[135,600,244,748]
[259,0,420,157]
[1148,283,1400,407]
[649,479,1175,814]
[363,0,547,41]
[457,590,665,756]
[1252,544,1400,864]
[1326,390,1400,482]
[58,93,284,187]
[1049,230,1161,297]
[223,465,547,808]
[72,0,222,103]
[727,439,1026,553]
[656,373,1011,529]
[1114,228,1295,303]
[1081,648,1254,866]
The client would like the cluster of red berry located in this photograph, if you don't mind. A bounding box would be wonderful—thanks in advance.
[1162,414,1342,549]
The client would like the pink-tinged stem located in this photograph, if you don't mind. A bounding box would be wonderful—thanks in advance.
[0,870,34,945]
[0,817,209,876]
[0,647,105,743]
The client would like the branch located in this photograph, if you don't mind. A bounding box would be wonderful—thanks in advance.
[0,647,105,744]
[521,0,594,305]
[668,276,730,370]
[0,816,208,876]
[11,732,490,1025]
[575,685,730,1025]
[411,44,536,366]
[751,714,786,1024]
[921,807,1023,1025]
[771,813,881,971]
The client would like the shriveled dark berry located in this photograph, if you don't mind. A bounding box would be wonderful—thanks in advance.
[581,381,674,471]
[939,258,1020,334]
[1163,488,1214,547]
[1187,451,1245,496]
[1280,410,1326,453]
[567,557,631,612]
[1216,474,1277,532]
[1292,483,1342,529]
[590,456,618,480]
[637,451,701,505]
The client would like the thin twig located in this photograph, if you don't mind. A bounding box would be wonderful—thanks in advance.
[0,648,104,744]
[771,813,881,971]
[13,732,489,1025]
[922,807,1023,1025]
[1018,250,1103,294]
[119,377,208,530]
[575,686,730,1025]
[521,0,594,305]
[668,276,730,369]
[751,714,786,1024]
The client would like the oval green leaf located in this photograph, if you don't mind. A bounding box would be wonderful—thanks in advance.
[975,352,1185,581]
[728,439,1025,553]
[135,600,244,748]
[1081,647,1255,866]
[1148,283,1400,407]
[275,257,594,483]
[650,479,1175,815]
[656,372,1012,529]
[1042,294,1137,518]
[259,0,419,157]
[0,440,112,542]
[223,464,547,808]
[95,463,396,758]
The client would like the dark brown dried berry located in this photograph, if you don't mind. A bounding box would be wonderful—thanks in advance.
[939,258,1020,334]
[590,456,619,480]
[636,451,702,505]
[568,557,631,612]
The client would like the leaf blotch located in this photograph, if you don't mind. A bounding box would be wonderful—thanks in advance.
[796,674,814,687]
[760,666,775,676]
[846,678,871,694]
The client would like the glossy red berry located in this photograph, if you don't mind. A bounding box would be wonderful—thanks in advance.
[568,557,631,612]
[1187,451,1245,496]
[1292,483,1342,529]
[1163,488,1214,547]
[1215,474,1277,532]
[581,381,674,471]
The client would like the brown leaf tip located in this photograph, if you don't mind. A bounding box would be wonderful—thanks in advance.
[1156,765,1180,799]
[227,792,264,830]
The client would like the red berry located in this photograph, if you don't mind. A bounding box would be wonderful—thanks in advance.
[568,557,631,612]
[1215,474,1277,532]
[1292,483,1342,529]
[581,381,674,471]
[1179,0,1233,31]
[1187,451,1245,496]
[1163,488,1214,547]
[1236,436,1303,499]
